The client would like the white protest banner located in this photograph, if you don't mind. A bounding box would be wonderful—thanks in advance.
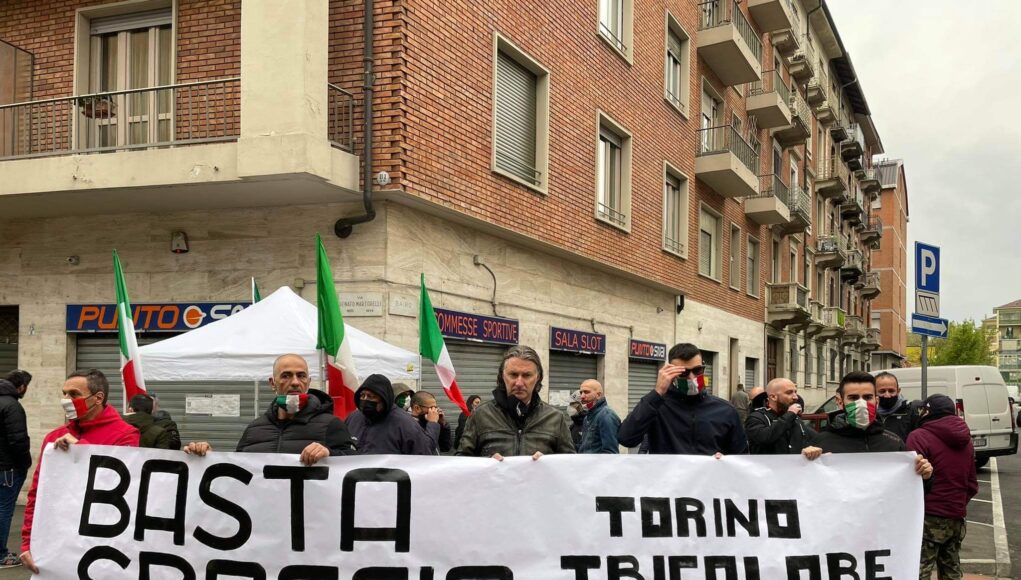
[31,446,923,579]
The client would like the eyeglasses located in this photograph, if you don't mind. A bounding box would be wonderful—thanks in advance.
[679,365,706,377]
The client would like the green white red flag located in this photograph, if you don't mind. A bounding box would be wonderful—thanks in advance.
[315,234,359,418]
[113,250,147,406]
[252,277,262,303]
[419,273,469,415]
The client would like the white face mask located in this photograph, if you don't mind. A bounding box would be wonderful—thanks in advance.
[61,394,96,421]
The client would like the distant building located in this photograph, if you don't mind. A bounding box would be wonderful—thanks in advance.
[992,301,1021,383]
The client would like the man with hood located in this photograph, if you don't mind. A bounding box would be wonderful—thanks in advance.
[184,354,356,462]
[812,371,933,480]
[345,374,437,455]
[566,392,586,447]
[124,394,173,449]
[20,369,139,573]
[457,345,575,459]
[618,343,747,456]
[0,371,31,568]
[907,394,978,580]
[578,379,620,454]
[875,371,915,441]
[745,378,821,458]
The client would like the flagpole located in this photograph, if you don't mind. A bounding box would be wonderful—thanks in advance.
[319,349,327,392]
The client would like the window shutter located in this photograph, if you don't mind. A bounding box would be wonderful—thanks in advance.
[700,230,712,275]
[668,32,683,58]
[495,53,538,184]
[91,8,172,35]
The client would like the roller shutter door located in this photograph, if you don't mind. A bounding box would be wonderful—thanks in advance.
[75,336,260,452]
[420,341,506,426]
[700,350,716,396]
[548,352,598,407]
[745,358,758,389]
[627,360,660,416]
[0,344,16,375]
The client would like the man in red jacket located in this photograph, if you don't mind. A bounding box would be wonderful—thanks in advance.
[906,394,978,580]
[19,369,139,574]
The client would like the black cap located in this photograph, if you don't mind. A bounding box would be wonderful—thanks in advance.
[922,394,956,419]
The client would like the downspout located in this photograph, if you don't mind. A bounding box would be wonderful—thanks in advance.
[335,0,377,239]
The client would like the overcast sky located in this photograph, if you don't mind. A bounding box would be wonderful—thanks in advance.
[826,1,1021,323]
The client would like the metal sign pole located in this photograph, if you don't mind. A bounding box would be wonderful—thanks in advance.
[921,335,928,400]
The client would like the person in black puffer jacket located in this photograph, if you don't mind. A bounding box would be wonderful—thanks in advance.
[184,354,355,462]
[0,371,31,567]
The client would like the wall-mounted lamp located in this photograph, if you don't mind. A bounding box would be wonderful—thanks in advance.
[171,231,189,254]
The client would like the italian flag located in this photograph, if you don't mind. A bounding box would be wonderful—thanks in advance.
[845,400,877,429]
[251,277,262,303]
[113,251,147,406]
[419,273,469,415]
[315,234,359,418]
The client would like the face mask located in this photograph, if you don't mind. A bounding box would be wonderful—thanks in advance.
[673,372,706,396]
[359,399,384,422]
[395,394,410,410]
[275,394,309,414]
[566,405,579,417]
[61,395,95,421]
[844,400,877,430]
[878,396,899,410]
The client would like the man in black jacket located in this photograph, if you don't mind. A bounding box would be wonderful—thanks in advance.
[409,391,452,453]
[346,374,437,455]
[875,371,915,441]
[618,343,747,456]
[0,371,31,568]
[745,378,821,458]
[184,354,355,463]
[813,371,933,480]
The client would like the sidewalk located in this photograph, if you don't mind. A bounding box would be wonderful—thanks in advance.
[0,505,26,580]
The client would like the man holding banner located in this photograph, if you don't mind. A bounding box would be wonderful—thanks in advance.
[183,354,356,463]
[457,345,574,459]
[20,369,139,573]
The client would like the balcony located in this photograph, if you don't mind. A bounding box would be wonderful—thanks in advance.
[815,156,849,199]
[748,0,795,33]
[745,175,792,224]
[803,301,826,337]
[776,184,810,234]
[805,78,825,106]
[788,35,815,82]
[829,122,849,143]
[747,70,793,129]
[771,29,799,59]
[813,99,837,127]
[841,249,864,282]
[861,271,881,299]
[842,315,865,345]
[696,125,760,198]
[861,216,882,247]
[840,194,865,226]
[1000,339,1021,352]
[862,328,881,352]
[772,89,810,148]
[818,306,847,340]
[841,123,864,164]
[815,235,847,269]
[767,282,811,330]
[697,0,763,86]
[859,167,882,196]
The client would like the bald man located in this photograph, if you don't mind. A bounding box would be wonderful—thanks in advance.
[577,379,621,454]
[744,378,821,458]
[185,354,356,463]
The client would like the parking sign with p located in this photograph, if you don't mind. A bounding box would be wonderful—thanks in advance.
[916,242,940,293]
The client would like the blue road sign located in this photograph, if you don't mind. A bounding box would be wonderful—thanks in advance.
[915,242,941,294]
[911,313,948,338]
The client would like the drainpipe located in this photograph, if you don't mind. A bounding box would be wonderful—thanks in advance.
[335,0,377,239]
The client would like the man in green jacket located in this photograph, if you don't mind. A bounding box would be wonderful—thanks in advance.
[125,394,173,449]
[456,345,575,460]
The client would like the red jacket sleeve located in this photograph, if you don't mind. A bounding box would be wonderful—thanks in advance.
[20,440,49,554]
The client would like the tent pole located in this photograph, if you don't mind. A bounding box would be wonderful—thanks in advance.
[319,350,327,392]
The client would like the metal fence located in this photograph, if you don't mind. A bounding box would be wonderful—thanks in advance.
[757,173,790,205]
[817,156,849,183]
[789,88,810,124]
[748,69,791,104]
[817,235,843,253]
[698,124,760,174]
[789,184,811,224]
[698,0,762,64]
[327,83,355,153]
[0,78,240,160]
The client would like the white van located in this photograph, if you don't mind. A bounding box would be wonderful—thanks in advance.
[876,366,1018,467]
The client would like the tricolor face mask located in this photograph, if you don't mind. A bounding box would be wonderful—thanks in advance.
[61,393,98,422]
[844,399,877,430]
[673,369,706,396]
[275,394,309,415]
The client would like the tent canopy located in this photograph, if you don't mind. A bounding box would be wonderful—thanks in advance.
[138,287,419,382]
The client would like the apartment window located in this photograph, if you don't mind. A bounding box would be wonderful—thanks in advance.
[599,0,634,60]
[789,338,799,376]
[871,313,881,329]
[664,15,690,115]
[817,349,825,387]
[699,206,722,280]
[829,349,837,382]
[700,83,722,151]
[85,8,173,148]
[663,165,689,257]
[493,37,549,192]
[747,237,760,297]
[729,224,741,289]
[816,197,825,235]
[771,238,781,283]
[789,242,798,284]
[806,250,814,297]
[596,113,632,230]
[805,343,813,386]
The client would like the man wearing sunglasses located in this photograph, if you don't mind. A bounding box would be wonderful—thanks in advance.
[618,343,747,456]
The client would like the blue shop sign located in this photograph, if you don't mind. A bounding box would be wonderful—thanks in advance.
[433,308,519,345]
[550,326,606,355]
[629,339,666,361]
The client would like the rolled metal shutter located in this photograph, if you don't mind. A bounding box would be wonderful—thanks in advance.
[75,336,261,452]
[419,341,506,422]
[744,359,757,388]
[700,350,716,396]
[548,352,598,407]
[495,52,538,184]
[627,360,660,415]
[0,344,17,375]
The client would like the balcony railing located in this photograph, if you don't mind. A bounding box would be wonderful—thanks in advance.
[789,89,810,123]
[823,306,846,328]
[749,69,791,104]
[327,83,354,153]
[0,78,240,160]
[844,315,864,336]
[699,0,763,64]
[757,174,791,204]
[768,282,809,309]
[698,124,760,174]
[789,184,811,224]
[864,216,883,234]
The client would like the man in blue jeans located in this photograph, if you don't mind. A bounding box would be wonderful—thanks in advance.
[577,379,621,453]
[0,370,32,568]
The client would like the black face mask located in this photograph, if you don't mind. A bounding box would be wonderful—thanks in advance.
[878,396,899,410]
[359,399,384,422]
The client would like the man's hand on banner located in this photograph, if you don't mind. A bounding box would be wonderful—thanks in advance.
[19,550,37,574]
[713,452,724,459]
[300,442,329,466]
[490,452,543,461]
[183,442,212,456]
[801,446,823,461]
[915,455,933,479]
[52,434,78,451]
